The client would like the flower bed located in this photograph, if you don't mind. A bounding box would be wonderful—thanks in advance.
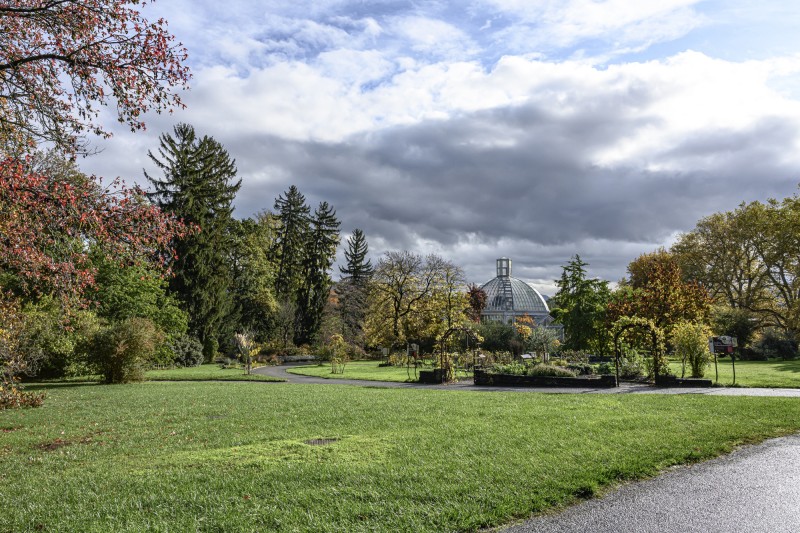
[474,369,618,388]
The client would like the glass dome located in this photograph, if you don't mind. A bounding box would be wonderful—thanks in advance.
[480,258,550,321]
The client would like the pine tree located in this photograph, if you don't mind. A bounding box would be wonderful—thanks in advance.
[339,229,373,346]
[295,201,340,345]
[271,186,310,300]
[145,123,241,359]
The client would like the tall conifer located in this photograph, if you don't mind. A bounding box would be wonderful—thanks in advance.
[272,186,310,300]
[339,228,373,346]
[296,201,340,345]
[145,123,241,358]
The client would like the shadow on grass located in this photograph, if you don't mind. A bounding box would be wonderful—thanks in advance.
[23,381,102,392]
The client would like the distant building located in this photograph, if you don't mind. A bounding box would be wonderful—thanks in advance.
[480,258,557,328]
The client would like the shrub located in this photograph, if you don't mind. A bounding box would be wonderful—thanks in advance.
[490,362,528,376]
[527,364,577,378]
[557,350,590,364]
[753,329,798,360]
[567,363,594,375]
[88,318,164,384]
[672,321,712,378]
[170,334,204,367]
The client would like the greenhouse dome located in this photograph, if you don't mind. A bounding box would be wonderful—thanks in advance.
[480,258,553,324]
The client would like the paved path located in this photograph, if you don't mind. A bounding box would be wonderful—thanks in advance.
[502,434,800,533]
[253,364,800,397]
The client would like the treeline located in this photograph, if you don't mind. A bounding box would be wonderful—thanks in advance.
[548,189,800,378]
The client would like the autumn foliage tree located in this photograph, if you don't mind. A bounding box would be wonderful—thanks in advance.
[608,249,711,334]
[0,0,190,155]
[0,153,186,305]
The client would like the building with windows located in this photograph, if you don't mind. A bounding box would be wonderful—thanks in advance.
[480,258,557,327]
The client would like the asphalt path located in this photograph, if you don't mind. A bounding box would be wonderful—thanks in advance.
[255,364,800,532]
[253,364,800,397]
[502,434,800,533]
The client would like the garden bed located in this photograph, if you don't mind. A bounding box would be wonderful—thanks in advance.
[655,375,713,387]
[474,369,617,388]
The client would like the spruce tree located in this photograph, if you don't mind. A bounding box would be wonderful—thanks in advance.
[145,123,241,359]
[295,201,340,345]
[271,186,310,300]
[339,228,373,346]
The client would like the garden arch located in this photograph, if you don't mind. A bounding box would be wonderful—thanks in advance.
[612,318,666,386]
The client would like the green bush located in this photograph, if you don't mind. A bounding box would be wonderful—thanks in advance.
[527,364,578,378]
[753,329,798,360]
[170,334,204,367]
[88,318,164,384]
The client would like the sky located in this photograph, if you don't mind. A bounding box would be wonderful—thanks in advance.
[79,0,800,295]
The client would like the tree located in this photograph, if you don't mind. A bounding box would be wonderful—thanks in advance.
[145,123,241,359]
[365,251,452,349]
[672,207,771,316]
[229,213,279,341]
[271,185,310,300]
[465,284,487,323]
[338,228,373,347]
[608,249,711,335]
[1,0,190,155]
[672,321,712,378]
[295,201,340,345]
[550,255,611,353]
[0,152,185,306]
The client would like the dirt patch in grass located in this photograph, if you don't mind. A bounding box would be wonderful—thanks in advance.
[38,435,95,452]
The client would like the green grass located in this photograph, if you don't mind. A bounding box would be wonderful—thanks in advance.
[145,364,284,382]
[288,360,419,382]
[669,358,800,388]
[2,382,800,532]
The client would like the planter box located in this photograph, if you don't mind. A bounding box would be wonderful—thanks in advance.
[418,368,447,384]
[655,375,713,387]
[474,369,617,388]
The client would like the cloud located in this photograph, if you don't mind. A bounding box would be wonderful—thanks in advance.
[75,3,800,292]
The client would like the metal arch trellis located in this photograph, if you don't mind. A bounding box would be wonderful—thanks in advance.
[612,320,664,387]
[436,327,481,383]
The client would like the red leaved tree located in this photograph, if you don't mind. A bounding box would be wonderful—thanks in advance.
[0,0,190,155]
[0,154,188,305]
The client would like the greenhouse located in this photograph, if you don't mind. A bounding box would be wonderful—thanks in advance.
[480,258,556,326]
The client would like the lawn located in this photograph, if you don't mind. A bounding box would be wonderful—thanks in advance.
[287,360,418,382]
[145,364,284,383]
[2,382,800,532]
[669,358,800,388]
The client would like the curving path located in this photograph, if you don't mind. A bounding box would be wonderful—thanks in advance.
[253,364,800,397]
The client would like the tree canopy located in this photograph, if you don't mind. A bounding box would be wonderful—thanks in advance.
[0,0,190,155]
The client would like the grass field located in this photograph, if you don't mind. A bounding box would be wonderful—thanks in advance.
[3,382,800,532]
[669,358,800,388]
[287,361,419,382]
[145,364,284,382]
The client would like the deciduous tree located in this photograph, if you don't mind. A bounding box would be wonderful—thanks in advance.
[0,0,190,155]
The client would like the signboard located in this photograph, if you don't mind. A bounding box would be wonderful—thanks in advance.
[709,336,737,355]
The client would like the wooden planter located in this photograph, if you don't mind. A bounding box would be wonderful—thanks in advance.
[418,368,447,384]
[474,369,617,388]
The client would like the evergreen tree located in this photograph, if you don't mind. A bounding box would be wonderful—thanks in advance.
[550,255,611,354]
[296,201,340,345]
[339,229,374,346]
[271,186,310,300]
[145,123,241,359]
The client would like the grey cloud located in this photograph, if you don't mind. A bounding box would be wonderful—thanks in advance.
[225,97,799,286]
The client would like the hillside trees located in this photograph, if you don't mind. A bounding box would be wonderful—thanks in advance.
[145,123,241,359]
[0,0,190,155]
